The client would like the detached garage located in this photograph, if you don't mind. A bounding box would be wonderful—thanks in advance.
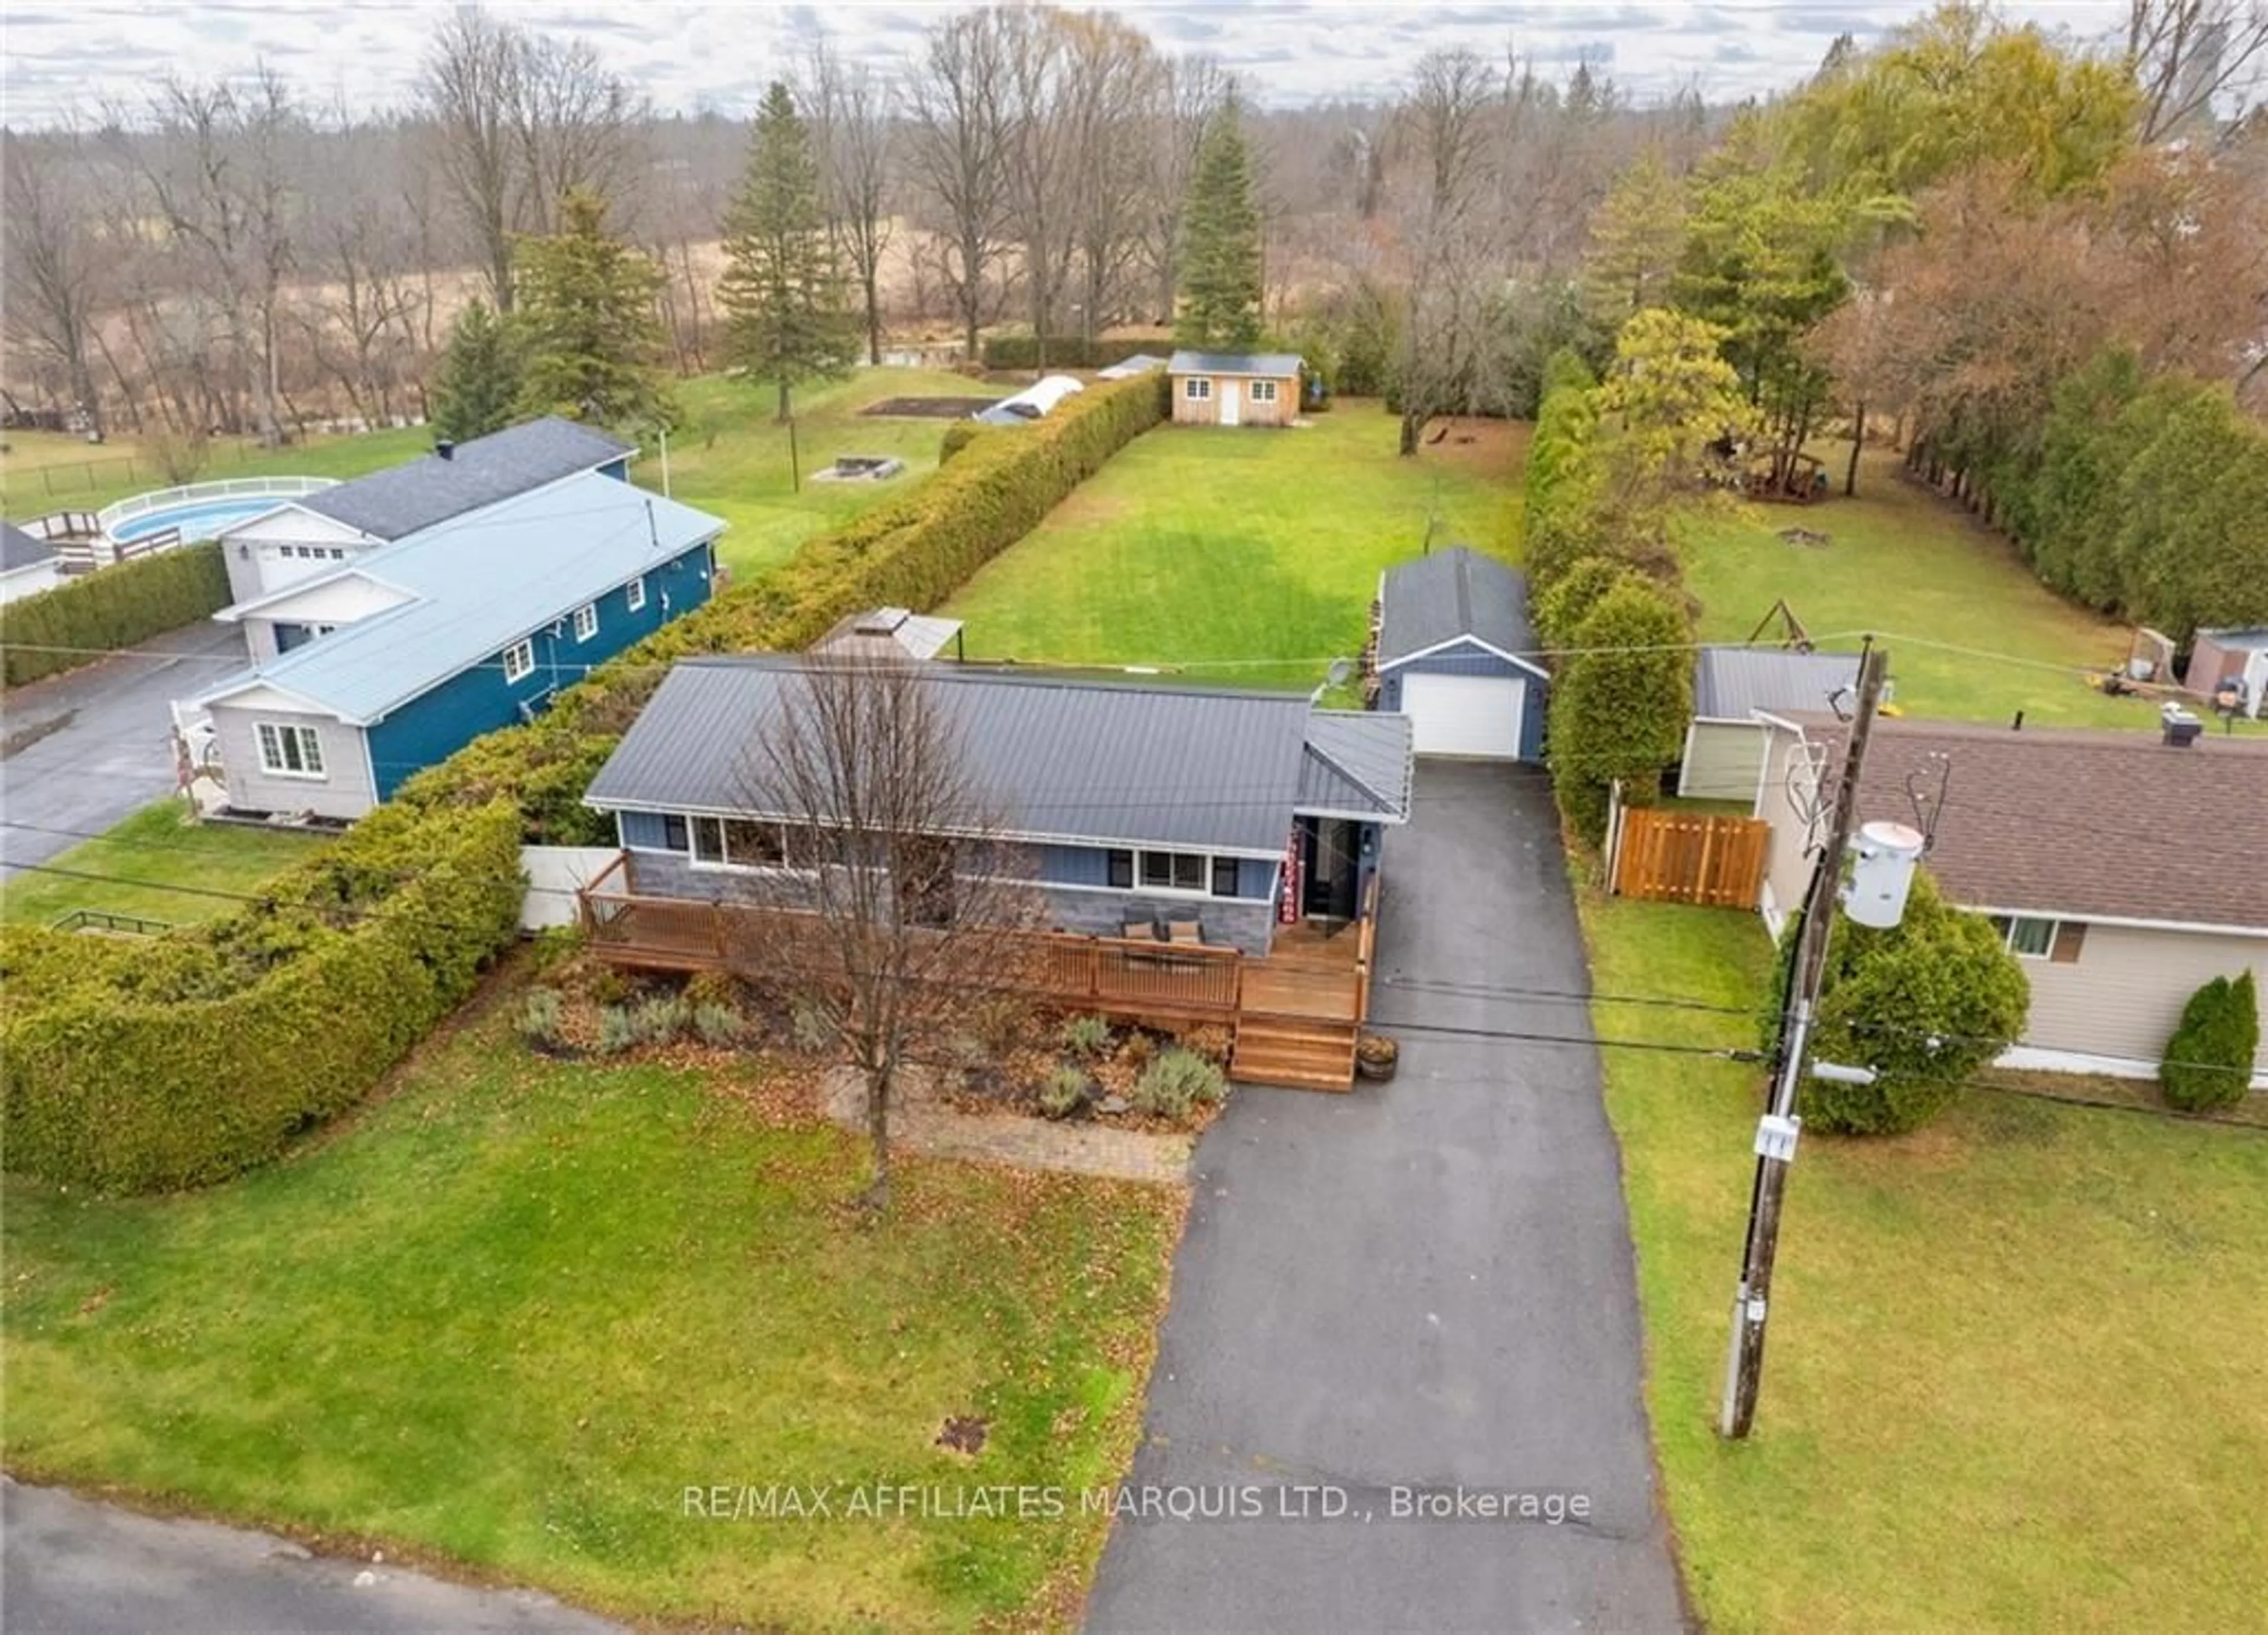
[1373,548,1548,761]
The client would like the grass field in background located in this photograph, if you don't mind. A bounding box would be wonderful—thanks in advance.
[1,990,1184,1632]
[1679,447,2202,732]
[945,404,1524,687]
[1,426,434,521]
[1,801,334,930]
[1585,897,2268,1633]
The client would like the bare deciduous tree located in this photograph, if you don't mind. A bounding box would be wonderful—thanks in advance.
[744,657,1043,1211]
[3,124,108,435]
[2126,0,2268,139]
[906,8,1015,360]
[421,4,524,308]
[803,34,898,366]
[1392,49,1505,454]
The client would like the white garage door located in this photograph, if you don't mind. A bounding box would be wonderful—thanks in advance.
[1400,671,1526,760]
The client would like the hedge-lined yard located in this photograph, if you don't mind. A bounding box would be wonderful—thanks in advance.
[2,998,1185,1633]
[0,372,1170,1194]
[0,802,333,931]
[1,542,232,688]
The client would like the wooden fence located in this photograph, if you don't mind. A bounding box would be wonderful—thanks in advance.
[1611,807,1770,908]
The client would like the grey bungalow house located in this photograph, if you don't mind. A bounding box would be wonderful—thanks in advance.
[582,657,1415,955]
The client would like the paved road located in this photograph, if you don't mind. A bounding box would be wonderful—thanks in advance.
[0,1482,622,1635]
[1086,761,1687,1634]
[0,619,242,873]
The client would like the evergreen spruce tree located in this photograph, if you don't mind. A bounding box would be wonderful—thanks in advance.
[1174,100,1263,351]
[718,81,856,423]
[430,298,523,444]
[513,187,677,431]
[2161,970,2260,1113]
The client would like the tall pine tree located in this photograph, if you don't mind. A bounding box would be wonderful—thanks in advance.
[513,188,677,431]
[718,81,856,422]
[1174,100,1263,351]
[430,298,524,444]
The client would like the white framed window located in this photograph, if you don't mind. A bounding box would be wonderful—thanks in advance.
[690,815,801,871]
[1107,848,1241,898]
[1251,379,1279,403]
[255,722,325,779]
[1184,377,1211,400]
[502,638,535,683]
[572,602,599,643]
[1991,915,2059,959]
[626,576,647,613]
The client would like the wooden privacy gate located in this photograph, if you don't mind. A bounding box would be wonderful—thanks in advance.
[1610,807,1770,908]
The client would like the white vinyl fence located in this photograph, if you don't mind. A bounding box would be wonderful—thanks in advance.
[520,845,624,931]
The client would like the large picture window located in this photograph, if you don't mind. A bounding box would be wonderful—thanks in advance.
[255,722,325,779]
[1106,847,1244,898]
[691,815,799,871]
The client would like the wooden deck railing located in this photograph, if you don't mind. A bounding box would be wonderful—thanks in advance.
[579,888,1246,1020]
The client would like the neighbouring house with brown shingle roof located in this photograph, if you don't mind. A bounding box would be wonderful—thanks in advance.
[1755,716,2268,1089]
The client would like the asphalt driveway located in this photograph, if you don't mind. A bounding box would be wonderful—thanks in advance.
[0,618,243,872]
[1086,760,1686,1633]
[1,1482,621,1635]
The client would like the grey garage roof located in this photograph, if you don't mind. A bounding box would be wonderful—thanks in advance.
[1,522,57,572]
[585,659,1328,855]
[1168,350,1304,379]
[301,416,633,540]
[1300,710,1415,820]
[1693,646,1862,722]
[1376,547,1541,673]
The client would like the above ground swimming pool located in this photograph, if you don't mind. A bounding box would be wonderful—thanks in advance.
[100,477,339,546]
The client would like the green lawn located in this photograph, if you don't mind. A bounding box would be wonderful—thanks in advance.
[1680,447,2199,731]
[1586,897,2268,1633]
[662,369,980,579]
[4,370,976,578]
[944,405,1523,686]
[2,800,333,930]
[1,987,1184,1632]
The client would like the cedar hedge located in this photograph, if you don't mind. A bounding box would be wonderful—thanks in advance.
[1,800,524,1193]
[1,542,232,688]
[0,370,1171,1192]
[980,334,1162,371]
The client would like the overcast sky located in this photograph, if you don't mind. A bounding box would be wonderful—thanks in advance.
[2,1,2130,128]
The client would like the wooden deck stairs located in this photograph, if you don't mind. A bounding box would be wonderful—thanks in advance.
[1230,1012,1359,1092]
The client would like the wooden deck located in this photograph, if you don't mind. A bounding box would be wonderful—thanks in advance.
[578,859,1378,1091]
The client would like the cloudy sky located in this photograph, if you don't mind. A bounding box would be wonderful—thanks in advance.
[2,1,2130,127]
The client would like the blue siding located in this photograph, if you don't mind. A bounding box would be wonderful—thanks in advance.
[620,809,677,849]
[1376,640,1549,761]
[1040,844,1112,886]
[1239,856,1279,899]
[598,456,631,481]
[364,539,714,799]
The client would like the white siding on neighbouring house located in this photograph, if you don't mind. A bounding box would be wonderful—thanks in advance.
[207,700,375,820]
[1680,719,1770,802]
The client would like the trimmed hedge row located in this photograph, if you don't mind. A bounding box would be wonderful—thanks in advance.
[2,801,524,1193]
[980,335,1163,371]
[391,369,1172,841]
[0,370,1171,1192]
[1,542,232,688]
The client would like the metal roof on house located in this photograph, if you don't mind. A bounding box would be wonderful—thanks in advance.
[299,416,633,540]
[585,658,1334,854]
[1300,710,1415,820]
[1168,350,1304,378]
[1097,353,1169,378]
[1693,646,1863,722]
[194,473,722,725]
[814,607,963,662]
[1794,716,2268,930]
[1,522,57,572]
[1376,547,1541,672]
[2199,626,2268,653]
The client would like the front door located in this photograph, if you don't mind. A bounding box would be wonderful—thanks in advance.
[1220,380,1241,426]
[1300,818,1359,919]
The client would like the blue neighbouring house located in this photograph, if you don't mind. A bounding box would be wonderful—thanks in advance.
[187,473,725,820]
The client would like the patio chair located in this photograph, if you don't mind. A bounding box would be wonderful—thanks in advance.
[1122,916,1161,943]
[1166,919,1203,946]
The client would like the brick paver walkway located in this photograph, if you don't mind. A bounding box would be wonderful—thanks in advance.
[819,1068,1190,1185]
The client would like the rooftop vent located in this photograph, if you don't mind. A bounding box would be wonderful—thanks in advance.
[2161,702,2204,747]
[854,607,911,636]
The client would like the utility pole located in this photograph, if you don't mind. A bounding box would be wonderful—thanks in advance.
[1720,637,1888,1439]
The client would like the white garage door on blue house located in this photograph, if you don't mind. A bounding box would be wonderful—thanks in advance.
[1371,546,1549,762]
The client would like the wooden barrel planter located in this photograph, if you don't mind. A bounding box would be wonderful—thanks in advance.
[1355,1032,1399,1082]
